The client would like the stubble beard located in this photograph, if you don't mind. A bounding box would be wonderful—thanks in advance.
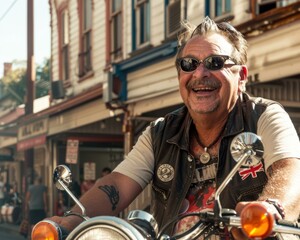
[189,96,220,115]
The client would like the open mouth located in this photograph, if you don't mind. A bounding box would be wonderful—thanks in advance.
[192,86,218,93]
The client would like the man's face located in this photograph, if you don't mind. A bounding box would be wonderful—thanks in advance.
[177,33,247,119]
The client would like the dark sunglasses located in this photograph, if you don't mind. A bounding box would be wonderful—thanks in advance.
[176,55,236,72]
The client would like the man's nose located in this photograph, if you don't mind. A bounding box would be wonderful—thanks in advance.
[192,63,210,77]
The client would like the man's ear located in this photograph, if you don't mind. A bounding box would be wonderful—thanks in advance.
[238,65,248,92]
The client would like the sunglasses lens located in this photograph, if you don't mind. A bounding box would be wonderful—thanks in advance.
[205,56,225,70]
[179,56,231,72]
[180,58,199,72]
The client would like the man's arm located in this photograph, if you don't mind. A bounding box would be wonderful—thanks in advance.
[258,158,300,220]
[50,172,143,232]
[233,158,300,240]
[236,158,300,220]
[47,125,153,232]
[25,191,30,212]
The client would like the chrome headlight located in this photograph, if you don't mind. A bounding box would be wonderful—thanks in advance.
[67,211,157,240]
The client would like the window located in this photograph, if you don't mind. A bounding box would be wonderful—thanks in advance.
[205,0,232,19]
[60,9,69,81]
[79,0,93,77]
[111,0,122,60]
[166,0,181,38]
[257,0,297,14]
[135,0,150,46]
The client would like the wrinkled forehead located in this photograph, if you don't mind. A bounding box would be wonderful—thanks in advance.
[182,33,235,57]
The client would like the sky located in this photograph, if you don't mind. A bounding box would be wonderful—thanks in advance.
[0,0,50,78]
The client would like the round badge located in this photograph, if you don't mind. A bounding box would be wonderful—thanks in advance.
[157,164,174,182]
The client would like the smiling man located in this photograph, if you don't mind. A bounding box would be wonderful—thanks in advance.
[45,17,300,239]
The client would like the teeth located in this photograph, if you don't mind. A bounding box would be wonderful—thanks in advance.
[193,87,214,91]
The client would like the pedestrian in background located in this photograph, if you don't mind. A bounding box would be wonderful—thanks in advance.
[0,176,5,223]
[80,179,95,195]
[25,176,47,234]
[3,181,11,204]
[8,182,21,206]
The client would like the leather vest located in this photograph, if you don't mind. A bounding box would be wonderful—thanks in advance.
[150,93,277,234]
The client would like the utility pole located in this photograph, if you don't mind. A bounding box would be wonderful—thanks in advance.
[24,0,35,190]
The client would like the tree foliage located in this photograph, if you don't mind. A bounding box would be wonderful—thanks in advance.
[0,59,50,104]
[36,59,50,98]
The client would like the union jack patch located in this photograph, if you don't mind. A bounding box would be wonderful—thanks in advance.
[238,162,264,180]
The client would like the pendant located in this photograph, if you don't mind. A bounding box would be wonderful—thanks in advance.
[200,147,210,164]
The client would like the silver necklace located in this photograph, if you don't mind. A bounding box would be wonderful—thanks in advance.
[193,125,225,164]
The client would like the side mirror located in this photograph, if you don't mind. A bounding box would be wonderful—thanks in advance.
[230,132,264,164]
[53,165,72,191]
[214,132,264,216]
[53,165,88,218]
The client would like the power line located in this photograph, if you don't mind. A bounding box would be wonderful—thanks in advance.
[0,0,19,23]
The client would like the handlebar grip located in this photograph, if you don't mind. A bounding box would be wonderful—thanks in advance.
[277,219,300,229]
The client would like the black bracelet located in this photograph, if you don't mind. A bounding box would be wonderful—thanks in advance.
[64,210,88,221]
[265,198,285,219]
[59,225,70,240]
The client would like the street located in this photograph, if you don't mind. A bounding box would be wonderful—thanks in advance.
[0,224,25,240]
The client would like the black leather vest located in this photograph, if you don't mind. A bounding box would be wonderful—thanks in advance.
[150,93,277,234]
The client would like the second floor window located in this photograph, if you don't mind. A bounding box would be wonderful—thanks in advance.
[135,0,150,47]
[166,0,181,39]
[205,0,231,19]
[60,9,69,81]
[79,0,93,77]
[257,0,297,14]
[111,0,122,60]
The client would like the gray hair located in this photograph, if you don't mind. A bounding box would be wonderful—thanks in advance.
[176,16,248,70]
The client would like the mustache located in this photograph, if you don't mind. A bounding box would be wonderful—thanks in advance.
[186,78,221,90]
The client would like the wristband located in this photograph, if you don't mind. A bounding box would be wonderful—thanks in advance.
[64,210,89,221]
[59,225,70,240]
[265,198,285,219]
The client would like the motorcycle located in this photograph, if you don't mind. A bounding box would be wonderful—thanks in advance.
[31,132,300,239]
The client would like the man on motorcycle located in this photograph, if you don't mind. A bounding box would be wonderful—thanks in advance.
[48,17,300,239]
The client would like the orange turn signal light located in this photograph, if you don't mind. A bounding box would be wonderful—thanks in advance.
[31,220,60,240]
[240,202,274,239]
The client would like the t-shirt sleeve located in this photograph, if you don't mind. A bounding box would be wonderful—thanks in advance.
[258,104,300,170]
[113,125,154,189]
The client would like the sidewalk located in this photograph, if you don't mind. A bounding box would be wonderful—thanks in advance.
[0,222,29,240]
[0,222,20,234]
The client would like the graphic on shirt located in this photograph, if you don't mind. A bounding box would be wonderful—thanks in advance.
[176,157,217,236]
[192,163,217,183]
[176,181,216,234]
[157,164,174,182]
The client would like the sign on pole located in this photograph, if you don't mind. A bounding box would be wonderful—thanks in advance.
[84,162,96,180]
[65,139,79,164]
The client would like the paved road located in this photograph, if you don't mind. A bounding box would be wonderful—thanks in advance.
[0,223,25,240]
[0,230,25,240]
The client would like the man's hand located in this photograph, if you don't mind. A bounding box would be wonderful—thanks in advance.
[231,200,284,239]
[236,201,284,221]
[46,215,83,233]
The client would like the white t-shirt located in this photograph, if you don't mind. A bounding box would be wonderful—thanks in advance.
[114,104,300,189]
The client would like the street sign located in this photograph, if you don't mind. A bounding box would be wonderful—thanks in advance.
[65,139,79,164]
